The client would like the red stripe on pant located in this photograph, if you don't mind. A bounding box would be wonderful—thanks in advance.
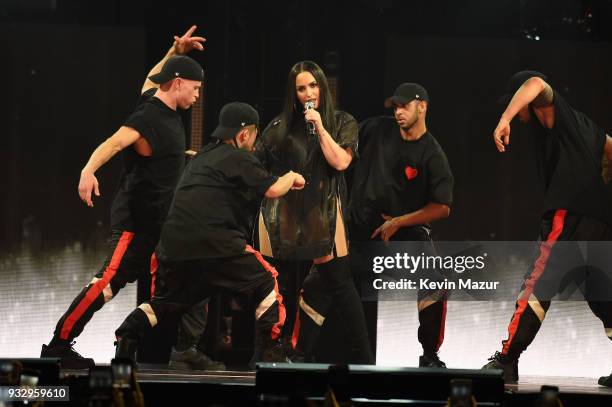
[150,253,158,298]
[245,245,286,340]
[59,231,135,340]
[502,209,566,355]
[436,300,447,351]
[291,291,304,349]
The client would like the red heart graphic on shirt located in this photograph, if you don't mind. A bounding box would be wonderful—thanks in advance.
[404,166,418,181]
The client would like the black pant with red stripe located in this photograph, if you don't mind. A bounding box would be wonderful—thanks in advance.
[350,228,448,357]
[500,210,612,361]
[413,237,448,356]
[50,230,208,348]
[115,246,286,357]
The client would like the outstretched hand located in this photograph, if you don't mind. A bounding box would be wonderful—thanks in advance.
[493,118,510,152]
[174,25,206,55]
[371,214,400,242]
[78,171,100,207]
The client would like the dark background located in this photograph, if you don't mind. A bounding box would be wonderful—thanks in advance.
[2,0,612,249]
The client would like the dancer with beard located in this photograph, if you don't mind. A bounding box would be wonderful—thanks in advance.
[349,82,453,367]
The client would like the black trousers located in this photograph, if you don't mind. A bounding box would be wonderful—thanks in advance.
[50,230,208,347]
[500,210,612,360]
[116,246,285,349]
[349,226,448,356]
[291,256,375,364]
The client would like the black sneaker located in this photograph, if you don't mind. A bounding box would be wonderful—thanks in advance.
[598,372,612,387]
[261,341,292,363]
[40,341,95,370]
[419,352,446,368]
[168,346,225,371]
[482,351,519,383]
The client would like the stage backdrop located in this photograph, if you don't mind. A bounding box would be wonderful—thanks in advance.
[1,26,611,377]
[0,23,144,363]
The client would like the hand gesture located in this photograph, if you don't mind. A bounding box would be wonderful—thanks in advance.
[371,214,400,242]
[493,118,510,152]
[292,173,306,190]
[78,170,100,207]
[174,25,206,55]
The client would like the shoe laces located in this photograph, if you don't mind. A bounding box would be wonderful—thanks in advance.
[426,352,442,363]
[67,341,84,358]
[488,351,503,362]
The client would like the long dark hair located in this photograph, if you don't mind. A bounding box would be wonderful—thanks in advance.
[279,60,336,137]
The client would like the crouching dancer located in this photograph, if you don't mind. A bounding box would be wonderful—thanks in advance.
[114,102,305,365]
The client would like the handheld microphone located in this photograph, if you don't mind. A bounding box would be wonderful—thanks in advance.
[304,100,317,135]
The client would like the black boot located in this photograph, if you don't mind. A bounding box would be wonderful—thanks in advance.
[249,301,290,369]
[261,340,290,363]
[482,351,519,383]
[115,306,155,362]
[40,340,95,370]
[291,266,330,362]
[419,352,446,368]
[114,336,139,361]
[599,371,612,387]
[291,300,325,362]
[168,346,226,371]
[317,258,374,364]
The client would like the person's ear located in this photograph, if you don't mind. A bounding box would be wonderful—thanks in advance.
[174,78,182,91]
[239,128,249,144]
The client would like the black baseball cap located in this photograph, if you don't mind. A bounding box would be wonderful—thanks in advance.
[210,102,260,140]
[498,70,548,105]
[148,55,204,84]
[384,82,429,108]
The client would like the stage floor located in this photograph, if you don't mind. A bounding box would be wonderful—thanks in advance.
[509,375,612,395]
[65,365,612,395]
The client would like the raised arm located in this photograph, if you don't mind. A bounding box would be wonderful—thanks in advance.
[78,126,142,207]
[317,128,353,171]
[304,109,353,171]
[493,76,554,152]
[141,25,205,94]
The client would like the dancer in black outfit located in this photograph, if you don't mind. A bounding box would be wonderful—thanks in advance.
[483,71,612,383]
[40,26,221,369]
[114,102,305,365]
[349,83,453,367]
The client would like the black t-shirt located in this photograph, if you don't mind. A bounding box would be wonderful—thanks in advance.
[157,143,278,261]
[531,91,610,226]
[349,116,454,241]
[110,89,186,233]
